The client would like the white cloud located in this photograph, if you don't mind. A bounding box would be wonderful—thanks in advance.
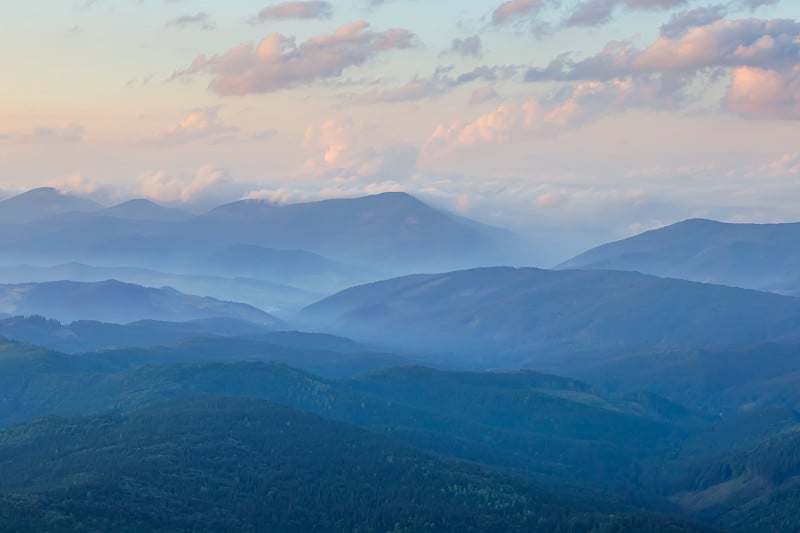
[243,187,304,204]
[138,165,231,203]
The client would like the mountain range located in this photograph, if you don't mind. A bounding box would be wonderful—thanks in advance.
[0,188,524,279]
[4,186,800,531]
[560,218,800,295]
[301,266,800,361]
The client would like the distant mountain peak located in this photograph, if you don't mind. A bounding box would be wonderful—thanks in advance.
[0,187,104,224]
[102,198,192,221]
[218,191,419,211]
[352,191,416,202]
[115,198,160,207]
[558,217,800,294]
[18,186,61,197]
[194,191,520,271]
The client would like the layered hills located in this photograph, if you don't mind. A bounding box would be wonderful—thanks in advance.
[0,190,522,277]
[301,266,800,359]
[0,336,791,531]
[0,395,715,532]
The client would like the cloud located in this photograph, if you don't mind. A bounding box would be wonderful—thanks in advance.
[172,21,414,95]
[762,152,800,175]
[243,182,407,205]
[738,0,780,11]
[358,78,446,103]
[491,0,544,25]
[451,35,482,57]
[357,65,518,103]
[45,173,99,195]
[303,118,418,181]
[470,86,498,104]
[454,64,518,84]
[256,1,333,20]
[566,0,688,28]
[426,77,664,151]
[149,108,239,145]
[243,187,302,204]
[524,18,800,119]
[659,5,728,38]
[165,12,214,30]
[138,165,231,204]
[632,19,800,74]
[725,65,800,119]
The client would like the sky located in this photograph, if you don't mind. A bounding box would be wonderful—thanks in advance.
[1,0,799,262]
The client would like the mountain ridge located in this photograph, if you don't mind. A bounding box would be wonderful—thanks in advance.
[0,279,281,326]
[0,187,104,224]
[301,266,800,359]
[100,198,192,221]
[558,218,800,294]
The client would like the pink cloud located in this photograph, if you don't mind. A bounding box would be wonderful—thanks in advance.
[725,66,800,119]
[526,19,800,81]
[525,18,800,120]
[470,86,498,105]
[150,108,239,145]
[46,174,99,195]
[529,19,800,81]
[173,22,414,95]
[427,77,661,151]
[303,118,418,180]
[763,152,800,175]
[491,0,544,25]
